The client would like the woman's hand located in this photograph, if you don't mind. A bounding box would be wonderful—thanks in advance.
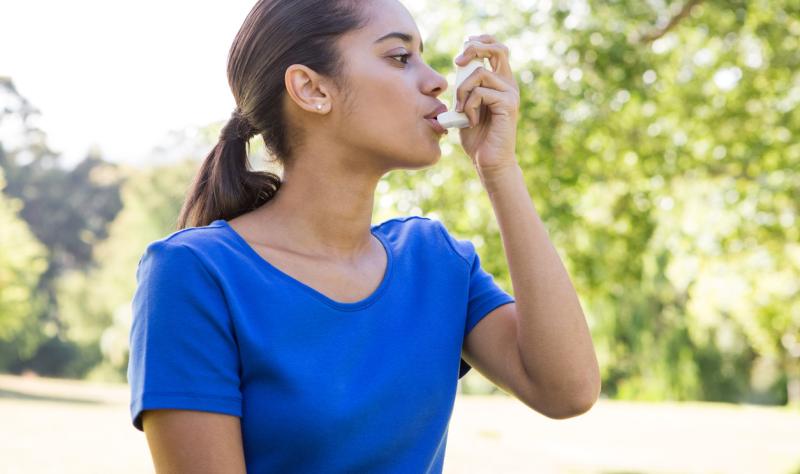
[453,34,521,177]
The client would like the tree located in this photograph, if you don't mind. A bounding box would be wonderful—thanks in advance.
[394,0,799,403]
[0,77,125,375]
[57,142,216,381]
[0,168,49,371]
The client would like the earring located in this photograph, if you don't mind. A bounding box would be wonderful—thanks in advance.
[316,104,323,111]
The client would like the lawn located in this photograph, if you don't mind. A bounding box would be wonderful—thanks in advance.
[1,373,798,473]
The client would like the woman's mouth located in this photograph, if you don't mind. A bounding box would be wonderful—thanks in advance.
[425,117,448,135]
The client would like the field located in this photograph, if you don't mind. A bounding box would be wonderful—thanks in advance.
[1,373,798,473]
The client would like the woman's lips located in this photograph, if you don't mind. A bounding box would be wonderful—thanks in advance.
[425,117,448,135]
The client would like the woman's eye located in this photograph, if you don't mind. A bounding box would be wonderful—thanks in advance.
[390,53,411,65]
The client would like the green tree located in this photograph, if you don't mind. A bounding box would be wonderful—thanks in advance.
[394,0,799,404]
[0,76,126,376]
[0,168,49,371]
[57,155,211,381]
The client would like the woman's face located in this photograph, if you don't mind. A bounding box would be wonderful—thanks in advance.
[328,0,450,171]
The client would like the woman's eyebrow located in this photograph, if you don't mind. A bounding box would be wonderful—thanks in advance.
[374,32,424,54]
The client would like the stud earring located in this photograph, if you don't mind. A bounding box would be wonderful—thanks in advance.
[316,104,323,111]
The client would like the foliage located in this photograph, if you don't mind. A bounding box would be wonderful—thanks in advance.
[56,158,201,381]
[1,0,799,406]
[0,77,126,376]
[393,0,800,402]
[0,168,50,369]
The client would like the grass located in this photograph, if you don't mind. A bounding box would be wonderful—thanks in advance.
[1,373,799,473]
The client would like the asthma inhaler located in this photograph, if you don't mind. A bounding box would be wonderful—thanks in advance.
[436,57,486,128]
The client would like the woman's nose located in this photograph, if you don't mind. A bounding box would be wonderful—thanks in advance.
[425,67,449,96]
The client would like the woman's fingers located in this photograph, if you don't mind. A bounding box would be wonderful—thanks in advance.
[461,86,519,127]
[455,35,514,84]
[455,65,512,112]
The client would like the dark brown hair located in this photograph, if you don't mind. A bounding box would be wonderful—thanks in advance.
[176,0,369,229]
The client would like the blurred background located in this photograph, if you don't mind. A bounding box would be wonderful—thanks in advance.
[1,0,798,472]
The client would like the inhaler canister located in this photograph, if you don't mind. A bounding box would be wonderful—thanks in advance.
[436,57,486,128]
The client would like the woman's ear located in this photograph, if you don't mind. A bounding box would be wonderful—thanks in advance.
[285,64,331,114]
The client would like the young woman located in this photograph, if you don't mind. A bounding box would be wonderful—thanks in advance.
[127,0,600,472]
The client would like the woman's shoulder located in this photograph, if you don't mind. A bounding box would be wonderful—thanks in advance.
[155,219,229,250]
[373,214,469,258]
[372,214,439,245]
[373,214,443,235]
[137,220,233,274]
[377,214,478,266]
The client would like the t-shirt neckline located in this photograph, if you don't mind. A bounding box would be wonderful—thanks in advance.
[213,219,394,312]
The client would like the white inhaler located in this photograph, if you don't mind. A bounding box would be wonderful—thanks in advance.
[436,57,487,129]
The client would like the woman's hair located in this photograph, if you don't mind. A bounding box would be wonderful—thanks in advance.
[176,0,369,229]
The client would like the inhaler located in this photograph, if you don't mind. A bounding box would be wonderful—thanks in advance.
[436,57,487,128]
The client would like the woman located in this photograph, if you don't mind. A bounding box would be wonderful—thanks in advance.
[127,0,600,472]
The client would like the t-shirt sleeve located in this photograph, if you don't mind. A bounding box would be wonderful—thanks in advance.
[458,242,516,379]
[127,239,242,432]
[434,221,516,379]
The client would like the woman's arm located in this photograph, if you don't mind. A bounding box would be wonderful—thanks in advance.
[452,33,601,413]
[482,163,601,411]
[143,409,247,474]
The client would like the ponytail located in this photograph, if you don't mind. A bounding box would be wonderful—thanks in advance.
[175,109,281,230]
[174,0,368,230]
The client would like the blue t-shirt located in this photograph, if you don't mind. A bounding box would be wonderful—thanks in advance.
[127,215,515,473]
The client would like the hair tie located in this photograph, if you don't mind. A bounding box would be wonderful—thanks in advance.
[221,108,258,141]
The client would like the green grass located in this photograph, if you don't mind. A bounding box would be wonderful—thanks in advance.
[2,373,799,473]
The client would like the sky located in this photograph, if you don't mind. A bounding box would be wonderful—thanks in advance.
[1,1,271,167]
[2,0,437,169]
